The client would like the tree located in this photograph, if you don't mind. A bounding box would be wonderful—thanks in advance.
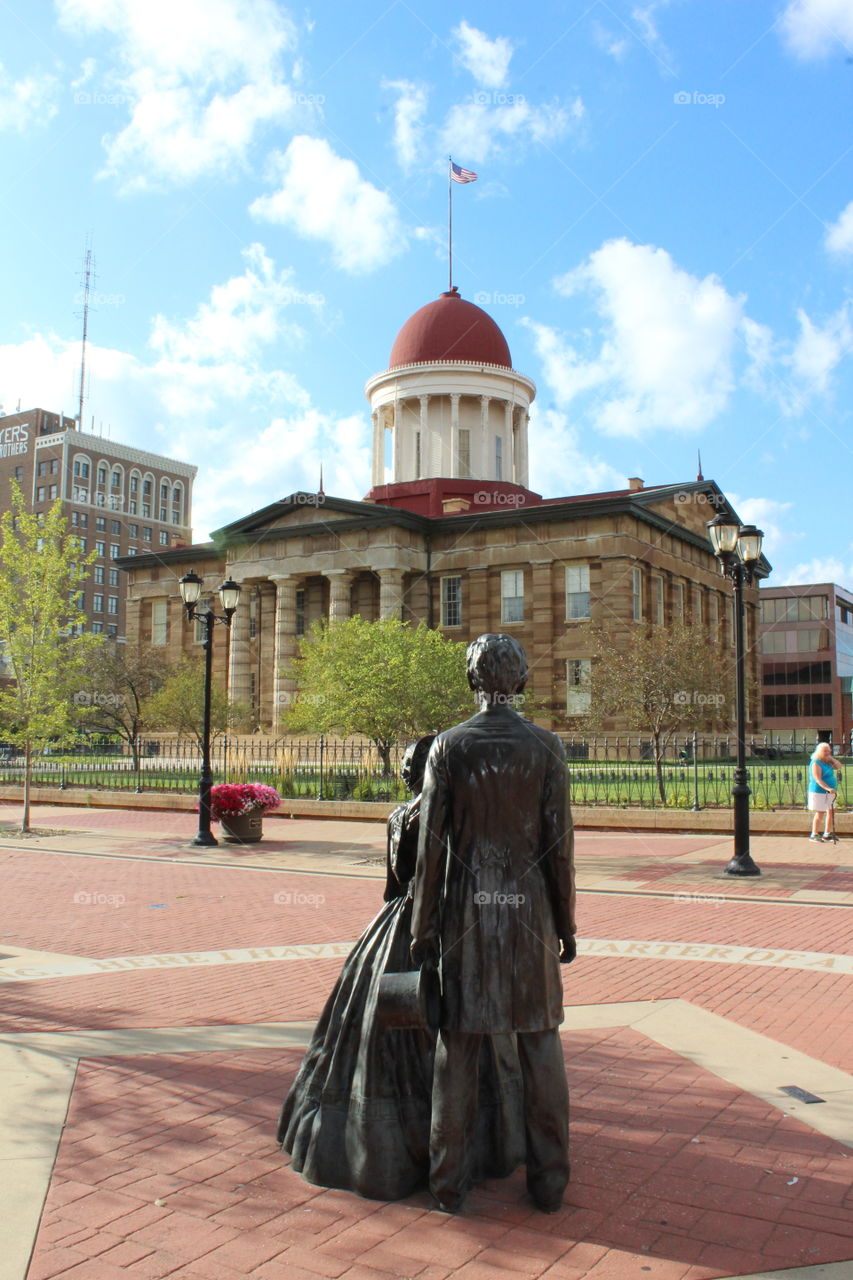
[141,655,243,750]
[587,622,734,804]
[74,641,165,767]
[0,483,99,832]
[285,617,474,772]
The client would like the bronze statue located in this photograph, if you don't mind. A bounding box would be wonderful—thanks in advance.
[411,633,576,1213]
[277,732,525,1200]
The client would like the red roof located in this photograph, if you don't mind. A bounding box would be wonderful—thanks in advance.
[389,288,512,369]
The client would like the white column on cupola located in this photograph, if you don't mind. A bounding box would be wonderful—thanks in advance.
[371,410,384,487]
[450,394,460,478]
[391,400,402,481]
[479,395,490,482]
[418,395,429,479]
[518,408,529,487]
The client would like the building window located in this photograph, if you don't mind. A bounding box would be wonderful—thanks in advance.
[673,583,685,621]
[143,479,152,496]
[651,575,664,625]
[107,596,118,615]
[91,621,103,634]
[142,503,151,518]
[37,461,47,477]
[129,523,138,538]
[159,530,169,545]
[96,492,106,507]
[94,565,104,584]
[49,484,58,499]
[130,473,139,494]
[97,466,106,486]
[129,500,137,515]
[151,600,167,645]
[441,576,462,627]
[457,428,470,479]
[761,596,828,623]
[707,592,720,635]
[13,466,24,481]
[78,513,88,527]
[108,568,119,586]
[566,658,591,715]
[111,469,122,490]
[73,459,90,479]
[143,527,152,542]
[111,520,120,535]
[73,486,88,502]
[295,589,305,636]
[95,540,105,557]
[763,692,833,718]
[71,512,79,526]
[107,624,117,637]
[495,435,503,481]
[110,544,120,559]
[127,546,137,556]
[96,516,106,531]
[50,459,59,475]
[566,565,591,620]
[77,537,87,552]
[763,660,832,686]
[501,570,524,624]
[93,594,104,612]
[632,568,643,622]
[194,611,209,643]
[36,486,45,502]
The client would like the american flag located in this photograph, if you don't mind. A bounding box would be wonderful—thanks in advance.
[450,161,478,184]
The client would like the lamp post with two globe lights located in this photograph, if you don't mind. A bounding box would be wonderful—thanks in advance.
[706,516,765,878]
[178,571,242,847]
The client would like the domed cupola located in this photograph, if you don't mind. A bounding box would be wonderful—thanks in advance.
[365,289,535,490]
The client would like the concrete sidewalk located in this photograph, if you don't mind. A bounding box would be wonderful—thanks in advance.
[0,804,850,1280]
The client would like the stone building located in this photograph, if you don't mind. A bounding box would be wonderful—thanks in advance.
[0,406,195,640]
[119,290,766,730]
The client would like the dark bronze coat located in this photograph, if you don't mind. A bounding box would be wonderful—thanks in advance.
[411,705,575,1034]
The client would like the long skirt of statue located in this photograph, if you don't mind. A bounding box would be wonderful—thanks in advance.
[277,750,525,1201]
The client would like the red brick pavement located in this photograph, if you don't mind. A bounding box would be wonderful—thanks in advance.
[26,1033,853,1280]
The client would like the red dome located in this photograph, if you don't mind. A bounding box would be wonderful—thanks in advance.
[389,288,512,369]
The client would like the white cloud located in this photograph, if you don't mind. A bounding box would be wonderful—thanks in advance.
[825,199,853,255]
[779,0,853,59]
[0,63,60,131]
[250,136,409,274]
[528,405,625,499]
[56,0,297,189]
[725,494,796,563]
[591,23,629,61]
[630,2,677,71]
[441,98,578,166]
[789,304,853,398]
[452,20,514,88]
[150,244,319,364]
[0,252,371,539]
[785,556,853,588]
[534,239,744,437]
[384,79,428,171]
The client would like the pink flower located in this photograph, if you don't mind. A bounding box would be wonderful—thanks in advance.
[208,783,281,820]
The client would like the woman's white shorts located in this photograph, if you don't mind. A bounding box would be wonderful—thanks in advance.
[808,792,834,811]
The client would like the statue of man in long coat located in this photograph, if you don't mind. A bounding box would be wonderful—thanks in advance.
[411,633,576,1213]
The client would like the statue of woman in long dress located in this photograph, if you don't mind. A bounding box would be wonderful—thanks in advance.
[277,736,524,1201]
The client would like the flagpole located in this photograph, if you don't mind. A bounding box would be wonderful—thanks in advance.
[448,155,453,292]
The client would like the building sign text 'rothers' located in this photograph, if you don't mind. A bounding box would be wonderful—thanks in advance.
[0,423,29,457]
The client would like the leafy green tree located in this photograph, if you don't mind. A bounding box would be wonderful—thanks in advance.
[141,655,244,750]
[587,622,734,804]
[0,483,98,831]
[285,617,474,772]
[74,641,164,768]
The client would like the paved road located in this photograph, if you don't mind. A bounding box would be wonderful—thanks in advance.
[1,804,851,1280]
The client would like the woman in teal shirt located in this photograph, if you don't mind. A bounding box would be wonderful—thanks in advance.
[807,742,841,841]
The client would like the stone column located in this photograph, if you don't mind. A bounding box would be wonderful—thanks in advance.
[450,394,460,478]
[379,568,406,620]
[392,401,403,481]
[480,396,490,484]
[371,410,384,487]
[503,402,513,482]
[419,395,430,478]
[270,576,298,728]
[227,585,253,710]
[517,409,529,488]
[327,570,353,623]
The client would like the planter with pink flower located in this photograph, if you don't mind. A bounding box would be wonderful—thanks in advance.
[209,783,282,843]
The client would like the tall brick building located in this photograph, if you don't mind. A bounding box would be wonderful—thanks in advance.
[0,407,196,640]
[120,291,767,729]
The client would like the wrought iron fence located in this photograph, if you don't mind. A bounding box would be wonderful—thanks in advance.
[0,732,847,810]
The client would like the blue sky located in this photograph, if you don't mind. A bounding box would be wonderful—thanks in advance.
[0,0,851,586]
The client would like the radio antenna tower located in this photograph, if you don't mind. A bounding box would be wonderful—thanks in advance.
[77,241,95,429]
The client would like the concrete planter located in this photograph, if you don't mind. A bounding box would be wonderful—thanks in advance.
[219,811,264,843]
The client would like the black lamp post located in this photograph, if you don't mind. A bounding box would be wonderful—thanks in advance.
[179,571,241,846]
[706,516,764,877]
